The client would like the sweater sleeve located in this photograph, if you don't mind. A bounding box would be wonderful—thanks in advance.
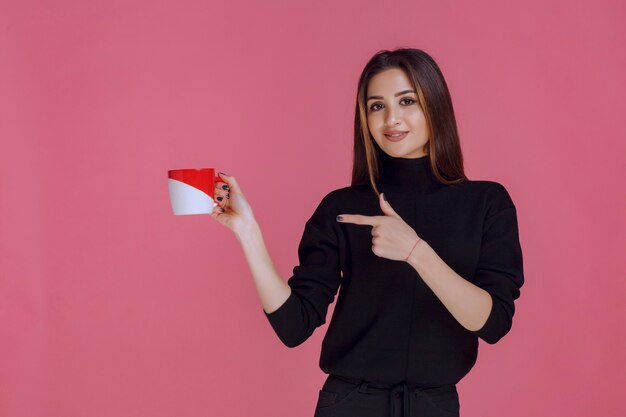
[469,182,524,344]
[263,193,342,348]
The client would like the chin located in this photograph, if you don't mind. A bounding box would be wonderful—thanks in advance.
[386,146,424,159]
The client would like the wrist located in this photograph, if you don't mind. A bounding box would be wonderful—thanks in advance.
[403,236,421,262]
[406,238,431,270]
[234,218,260,242]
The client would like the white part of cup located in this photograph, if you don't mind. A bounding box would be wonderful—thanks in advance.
[168,178,217,215]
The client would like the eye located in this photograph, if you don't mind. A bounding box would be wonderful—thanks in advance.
[368,97,416,112]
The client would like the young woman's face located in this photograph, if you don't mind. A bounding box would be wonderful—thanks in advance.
[366,68,429,158]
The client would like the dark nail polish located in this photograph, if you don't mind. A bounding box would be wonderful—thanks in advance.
[217,196,223,201]
[336,215,343,221]
[382,193,387,201]
[222,185,230,190]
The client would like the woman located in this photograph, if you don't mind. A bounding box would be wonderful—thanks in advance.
[210,48,524,417]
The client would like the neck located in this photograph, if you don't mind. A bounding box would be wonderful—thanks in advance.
[377,152,441,194]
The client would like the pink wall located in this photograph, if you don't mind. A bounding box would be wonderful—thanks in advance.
[1,0,624,416]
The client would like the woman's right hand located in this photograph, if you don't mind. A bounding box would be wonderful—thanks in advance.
[210,172,257,235]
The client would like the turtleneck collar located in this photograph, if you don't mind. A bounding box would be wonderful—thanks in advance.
[377,151,441,194]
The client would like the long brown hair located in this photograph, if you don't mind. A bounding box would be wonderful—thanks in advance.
[351,48,468,196]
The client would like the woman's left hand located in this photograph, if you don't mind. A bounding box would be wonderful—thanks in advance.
[336,193,422,262]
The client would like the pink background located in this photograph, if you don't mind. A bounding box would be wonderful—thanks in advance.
[1,0,624,416]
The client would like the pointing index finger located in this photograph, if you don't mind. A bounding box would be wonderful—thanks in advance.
[337,214,378,226]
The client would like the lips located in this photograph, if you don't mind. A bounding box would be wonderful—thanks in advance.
[384,131,409,141]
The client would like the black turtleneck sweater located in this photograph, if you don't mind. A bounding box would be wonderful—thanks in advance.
[263,152,524,386]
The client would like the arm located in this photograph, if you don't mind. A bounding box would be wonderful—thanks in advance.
[235,220,292,315]
[242,194,342,348]
[211,172,293,315]
[407,242,493,332]
[213,173,341,348]
[408,185,524,345]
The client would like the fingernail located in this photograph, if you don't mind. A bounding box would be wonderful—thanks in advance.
[217,196,223,201]
[382,193,387,201]
[336,216,343,221]
[218,171,229,176]
[222,185,230,190]
[220,207,225,213]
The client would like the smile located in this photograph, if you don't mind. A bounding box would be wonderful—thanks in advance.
[384,131,408,141]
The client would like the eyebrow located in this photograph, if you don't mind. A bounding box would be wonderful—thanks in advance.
[366,89,416,101]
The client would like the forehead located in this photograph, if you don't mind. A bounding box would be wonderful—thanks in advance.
[367,68,413,94]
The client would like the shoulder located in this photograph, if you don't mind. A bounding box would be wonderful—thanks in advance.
[305,184,371,220]
[461,179,513,199]
[303,186,351,222]
[316,184,371,206]
[460,180,517,218]
[299,186,364,240]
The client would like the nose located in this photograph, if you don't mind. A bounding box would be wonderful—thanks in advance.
[384,106,401,126]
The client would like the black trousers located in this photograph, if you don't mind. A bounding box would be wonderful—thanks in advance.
[313,374,460,417]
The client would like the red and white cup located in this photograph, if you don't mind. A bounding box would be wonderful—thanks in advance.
[168,168,223,215]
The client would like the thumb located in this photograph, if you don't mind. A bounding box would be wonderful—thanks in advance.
[218,172,240,193]
[379,192,399,217]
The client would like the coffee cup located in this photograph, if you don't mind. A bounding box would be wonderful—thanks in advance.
[168,168,224,215]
